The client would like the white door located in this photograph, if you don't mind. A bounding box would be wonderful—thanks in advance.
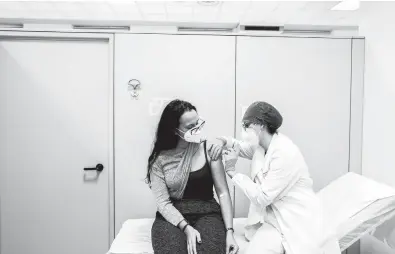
[0,33,113,254]
[235,36,352,217]
[114,34,236,232]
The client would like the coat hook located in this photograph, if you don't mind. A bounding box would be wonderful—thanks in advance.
[128,79,141,99]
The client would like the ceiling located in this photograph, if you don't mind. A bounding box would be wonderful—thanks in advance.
[0,1,364,25]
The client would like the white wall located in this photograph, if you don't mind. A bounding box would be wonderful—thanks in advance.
[357,2,395,252]
[360,3,395,187]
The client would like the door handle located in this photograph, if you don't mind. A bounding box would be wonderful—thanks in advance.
[84,164,104,172]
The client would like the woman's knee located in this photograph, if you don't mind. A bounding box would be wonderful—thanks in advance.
[194,214,226,253]
[151,218,187,253]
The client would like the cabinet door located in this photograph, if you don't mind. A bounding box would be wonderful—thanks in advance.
[235,36,352,217]
[114,34,236,231]
[0,34,112,254]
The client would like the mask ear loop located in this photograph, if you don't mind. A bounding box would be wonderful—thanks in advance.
[175,128,185,139]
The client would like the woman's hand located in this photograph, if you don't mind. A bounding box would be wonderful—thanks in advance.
[184,225,202,254]
[226,231,239,254]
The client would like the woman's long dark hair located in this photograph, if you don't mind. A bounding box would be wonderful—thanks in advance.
[146,99,197,184]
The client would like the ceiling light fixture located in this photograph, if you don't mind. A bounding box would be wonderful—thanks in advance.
[331,0,360,11]
[197,1,220,6]
[0,23,23,29]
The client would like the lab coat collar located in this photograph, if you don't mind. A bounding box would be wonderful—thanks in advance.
[250,133,280,180]
[264,132,280,159]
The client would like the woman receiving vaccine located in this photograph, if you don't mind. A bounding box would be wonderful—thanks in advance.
[147,99,239,254]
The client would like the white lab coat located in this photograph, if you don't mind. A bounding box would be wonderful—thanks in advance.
[225,133,340,254]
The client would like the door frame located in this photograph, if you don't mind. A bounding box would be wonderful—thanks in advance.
[0,30,116,245]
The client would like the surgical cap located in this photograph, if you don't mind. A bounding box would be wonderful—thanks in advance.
[242,101,283,134]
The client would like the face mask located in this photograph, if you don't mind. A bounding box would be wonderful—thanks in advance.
[241,126,261,149]
[177,119,206,143]
[182,128,206,143]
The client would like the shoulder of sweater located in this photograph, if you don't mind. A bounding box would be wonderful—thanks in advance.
[154,151,176,166]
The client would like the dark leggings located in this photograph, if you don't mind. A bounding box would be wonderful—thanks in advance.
[151,211,226,254]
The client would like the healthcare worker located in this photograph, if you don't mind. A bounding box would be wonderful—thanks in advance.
[217,101,341,254]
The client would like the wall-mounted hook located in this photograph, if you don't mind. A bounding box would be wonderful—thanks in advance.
[128,79,141,99]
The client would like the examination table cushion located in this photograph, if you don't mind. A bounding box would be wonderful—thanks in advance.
[108,173,395,254]
[317,172,395,251]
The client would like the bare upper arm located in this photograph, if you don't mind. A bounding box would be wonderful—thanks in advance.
[209,157,230,195]
[202,142,230,195]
